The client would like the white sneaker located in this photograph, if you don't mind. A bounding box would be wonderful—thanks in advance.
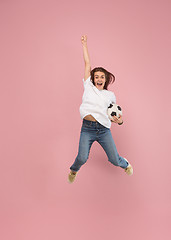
[124,158,133,176]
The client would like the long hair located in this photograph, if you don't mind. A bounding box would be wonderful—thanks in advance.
[90,67,115,90]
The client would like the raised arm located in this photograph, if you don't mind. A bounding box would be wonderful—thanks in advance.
[81,35,91,81]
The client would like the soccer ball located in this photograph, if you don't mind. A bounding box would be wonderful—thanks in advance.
[107,103,122,120]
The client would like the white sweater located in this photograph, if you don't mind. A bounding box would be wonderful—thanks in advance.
[79,76,116,128]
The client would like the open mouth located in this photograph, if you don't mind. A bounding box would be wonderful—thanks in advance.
[97,83,103,86]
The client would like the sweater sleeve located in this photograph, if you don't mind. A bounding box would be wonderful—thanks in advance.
[82,76,92,89]
[111,92,116,103]
[82,75,91,83]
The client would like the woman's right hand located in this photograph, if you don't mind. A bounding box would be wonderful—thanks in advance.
[81,35,87,46]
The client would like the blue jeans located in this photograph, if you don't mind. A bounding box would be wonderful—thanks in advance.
[70,119,128,172]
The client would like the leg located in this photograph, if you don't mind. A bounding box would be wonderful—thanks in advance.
[97,129,128,169]
[70,129,95,172]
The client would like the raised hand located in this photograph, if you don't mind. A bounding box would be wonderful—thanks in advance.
[81,35,87,46]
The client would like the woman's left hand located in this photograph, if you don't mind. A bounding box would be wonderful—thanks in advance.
[111,114,123,124]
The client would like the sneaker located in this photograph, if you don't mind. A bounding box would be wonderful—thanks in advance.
[68,170,77,183]
[124,158,133,176]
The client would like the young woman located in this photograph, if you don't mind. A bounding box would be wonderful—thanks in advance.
[68,35,133,183]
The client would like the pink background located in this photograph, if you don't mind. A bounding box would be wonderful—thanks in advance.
[0,0,171,239]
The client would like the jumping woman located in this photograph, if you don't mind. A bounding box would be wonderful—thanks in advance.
[68,35,133,183]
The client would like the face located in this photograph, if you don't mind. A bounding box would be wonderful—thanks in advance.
[94,71,106,90]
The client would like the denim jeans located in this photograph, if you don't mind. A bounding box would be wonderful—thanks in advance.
[70,119,128,172]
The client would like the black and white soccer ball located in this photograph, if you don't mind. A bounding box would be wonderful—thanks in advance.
[107,103,122,120]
